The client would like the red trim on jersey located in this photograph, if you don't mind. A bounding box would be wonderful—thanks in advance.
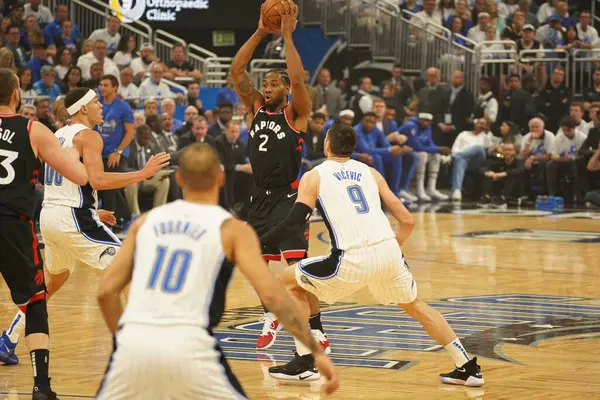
[264,108,279,116]
[0,114,18,118]
[282,250,307,260]
[17,292,45,313]
[290,179,299,189]
[284,104,301,133]
[27,119,33,135]
[262,254,282,262]
[28,220,40,266]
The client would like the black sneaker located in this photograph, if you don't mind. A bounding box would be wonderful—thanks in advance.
[268,352,320,381]
[491,196,507,209]
[32,379,58,400]
[439,357,484,387]
[478,195,492,208]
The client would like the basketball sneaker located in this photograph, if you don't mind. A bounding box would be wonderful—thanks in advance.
[439,357,484,387]
[312,329,331,355]
[256,313,282,350]
[32,380,58,400]
[0,330,19,365]
[269,353,320,381]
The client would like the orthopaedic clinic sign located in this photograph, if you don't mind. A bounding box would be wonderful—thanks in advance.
[110,0,209,22]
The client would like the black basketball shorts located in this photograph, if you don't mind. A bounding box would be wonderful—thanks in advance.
[248,187,308,262]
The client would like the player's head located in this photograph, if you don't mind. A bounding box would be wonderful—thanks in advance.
[262,68,290,111]
[176,143,225,198]
[65,87,103,126]
[0,68,21,111]
[325,120,357,159]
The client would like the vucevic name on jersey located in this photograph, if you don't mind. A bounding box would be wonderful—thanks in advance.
[0,115,40,219]
[248,104,304,190]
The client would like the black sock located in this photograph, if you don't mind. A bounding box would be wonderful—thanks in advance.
[309,313,324,333]
[30,349,50,388]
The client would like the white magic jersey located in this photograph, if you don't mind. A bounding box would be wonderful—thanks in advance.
[43,123,97,209]
[316,159,395,251]
[119,200,234,330]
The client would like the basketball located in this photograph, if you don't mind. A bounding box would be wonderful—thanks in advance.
[262,0,293,31]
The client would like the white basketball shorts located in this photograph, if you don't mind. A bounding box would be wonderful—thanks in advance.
[296,238,417,305]
[97,324,247,400]
[40,206,121,275]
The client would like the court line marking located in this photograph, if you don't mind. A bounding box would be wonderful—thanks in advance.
[0,393,94,399]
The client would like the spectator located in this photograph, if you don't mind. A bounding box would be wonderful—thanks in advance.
[118,67,139,101]
[450,117,493,201]
[438,0,456,22]
[444,0,473,33]
[23,0,53,25]
[546,116,585,200]
[263,33,285,59]
[401,0,423,15]
[439,70,474,147]
[35,97,52,130]
[0,47,16,72]
[487,1,506,33]
[554,1,575,28]
[9,3,24,29]
[82,62,103,89]
[401,113,450,201]
[502,10,526,41]
[186,80,204,112]
[497,0,515,20]
[537,0,557,25]
[583,69,600,107]
[216,120,252,216]
[155,112,178,153]
[144,98,158,116]
[138,63,174,101]
[33,65,61,103]
[42,4,80,46]
[18,66,36,102]
[50,98,69,130]
[515,24,545,84]
[124,124,170,218]
[130,43,158,79]
[233,102,248,130]
[25,43,48,82]
[77,40,120,82]
[471,0,486,24]
[489,121,523,156]
[349,77,375,124]
[312,68,343,117]
[354,112,411,198]
[373,97,397,137]
[5,24,26,68]
[520,117,556,194]
[54,47,72,80]
[479,142,524,205]
[81,39,94,56]
[113,34,137,68]
[385,64,414,124]
[146,114,169,151]
[62,65,83,92]
[20,14,39,51]
[585,146,600,207]
[89,16,121,55]
[536,14,564,50]
[175,105,199,137]
[54,20,77,55]
[178,116,216,150]
[207,102,233,138]
[473,76,499,126]
[468,12,492,42]
[417,67,449,143]
[535,66,570,133]
[304,112,327,167]
[165,43,202,81]
[161,98,183,132]
[576,11,598,51]
[556,103,589,137]
[133,111,145,130]
[304,69,320,112]
[502,74,535,132]
[414,0,443,34]
[19,104,37,120]
[513,0,538,28]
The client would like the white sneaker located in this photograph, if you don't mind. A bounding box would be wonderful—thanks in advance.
[428,189,449,201]
[399,190,418,202]
[256,313,282,350]
[451,189,462,201]
[417,189,432,202]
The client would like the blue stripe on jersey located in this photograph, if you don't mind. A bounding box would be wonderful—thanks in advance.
[317,196,339,250]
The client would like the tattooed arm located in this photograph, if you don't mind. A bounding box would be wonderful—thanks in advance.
[220,218,322,354]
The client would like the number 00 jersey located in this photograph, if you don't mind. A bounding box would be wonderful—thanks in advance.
[315,159,395,251]
[43,124,97,209]
[248,103,304,190]
[0,115,40,219]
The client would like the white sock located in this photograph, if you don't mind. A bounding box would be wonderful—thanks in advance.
[294,336,312,357]
[444,338,470,368]
[6,311,25,345]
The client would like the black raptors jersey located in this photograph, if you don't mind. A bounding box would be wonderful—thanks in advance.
[0,115,40,220]
[248,103,304,190]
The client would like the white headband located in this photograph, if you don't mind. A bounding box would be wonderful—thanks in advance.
[67,89,97,116]
[419,113,433,120]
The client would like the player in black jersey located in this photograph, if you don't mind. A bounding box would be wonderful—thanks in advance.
[0,68,89,399]
[231,3,330,352]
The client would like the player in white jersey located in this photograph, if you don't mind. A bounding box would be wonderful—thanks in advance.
[0,88,170,362]
[261,121,485,386]
[96,144,339,399]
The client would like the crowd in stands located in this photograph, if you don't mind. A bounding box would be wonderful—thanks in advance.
[1,0,600,230]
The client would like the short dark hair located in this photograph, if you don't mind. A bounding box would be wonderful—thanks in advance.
[560,115,577,129]
[146,113,161,126]
[100,74,119,88]
[265,68,290,86]
[327,121,357,157]
[136,124,152,135]
[32,44,47,51]
[218,101,233,109]
[393,63,402,69]
[173,42,185,51]
[7,24,20,32]
[362,111,377,120]
[385,104,397,111]
[0,68,19,106]
[312,112,326,121]
[64,87,92,110]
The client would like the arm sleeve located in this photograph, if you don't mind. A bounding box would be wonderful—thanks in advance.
[359,95,373,113]
[260,202,313,247]
[420,128,441,153]
[487,98,499,123]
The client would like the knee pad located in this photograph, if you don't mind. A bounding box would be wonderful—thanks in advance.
[25,299,49,336]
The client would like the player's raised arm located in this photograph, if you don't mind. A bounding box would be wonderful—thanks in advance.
[279,3,312,121]
[98,215,146,333]
[370,167,414,244]
[30,121,89,186]
[221,218,339,394]
[78,130,170,190]
[230,4,275,114]
[259,169,319,247]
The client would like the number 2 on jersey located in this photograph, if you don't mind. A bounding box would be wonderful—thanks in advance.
[347,185,369,214]
[258,134,268,152]
[148,246,192,293]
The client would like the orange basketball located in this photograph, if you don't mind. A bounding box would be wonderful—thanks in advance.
[262,0,293,31]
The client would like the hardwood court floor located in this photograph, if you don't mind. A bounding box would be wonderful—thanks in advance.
[1,206,600,399]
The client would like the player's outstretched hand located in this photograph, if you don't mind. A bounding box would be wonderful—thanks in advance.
[278,1,298,37]
[98,209,117,226]
[314,352,340,394]
[143,153,171,178]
